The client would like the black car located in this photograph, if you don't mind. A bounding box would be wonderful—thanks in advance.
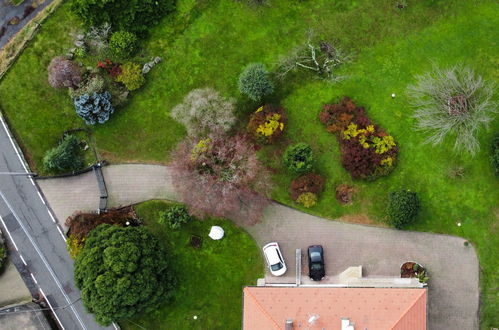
[308,245,325,281]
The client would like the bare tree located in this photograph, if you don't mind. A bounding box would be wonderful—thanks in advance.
[277,32,350,82]
[48,57,82,89]
[408,65,496,155]
[171,88,236,137]
[170,132,271,225]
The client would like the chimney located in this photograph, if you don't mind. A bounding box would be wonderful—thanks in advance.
[341,318,355,330]
[285,319,293,330]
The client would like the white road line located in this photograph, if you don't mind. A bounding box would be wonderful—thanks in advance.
[47,209,57,223]
[0,114,28,173]
[40,288,66,330]
[0,215,19,251]
[0,191,86,330]
[37,191,46,205]
[57,226,67,241]
[30,177,36,186]
[19,254,27,266]
[30,273,38,284]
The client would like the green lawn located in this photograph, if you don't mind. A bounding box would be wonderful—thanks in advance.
[0,0,498,327]
[121,200,263,330]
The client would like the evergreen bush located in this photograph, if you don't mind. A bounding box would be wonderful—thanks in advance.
[109,31,138,59]
[387,190,421,229]
[74,91,115,125]
[283,143,314,174]
[116,62,144,91]
[158,205,192,230]
[238,63,274,101]
[43,135,84,173]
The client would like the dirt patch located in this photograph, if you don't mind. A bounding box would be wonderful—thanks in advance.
[335,183,355,204]
[340,213,386,226]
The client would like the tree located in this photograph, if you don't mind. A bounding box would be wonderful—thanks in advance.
[238,63,274,101]
[74,224,175,325]
[170,88,236,137]
[43,135,84,173]
[71,0,175,34]
[48,57,82,89]
[277,33,349,82]
[283,143,314,174]
[408,65,497,155]
[387,190,421,229]
[74,91,115,125]
[109,31,138,59]
[116,62,145,91]
[171,132,271,225]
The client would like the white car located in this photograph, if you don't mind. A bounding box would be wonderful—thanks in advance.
[263,242,287,276]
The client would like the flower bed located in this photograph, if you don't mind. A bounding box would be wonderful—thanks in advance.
[400,261,429,284]
[319,97,398,180]
[248,104,286,144]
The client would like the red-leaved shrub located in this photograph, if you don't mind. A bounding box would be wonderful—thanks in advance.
[289,173,325,201]
[248,104,286,144]
[171,131,271,225]
[320,97,398,179]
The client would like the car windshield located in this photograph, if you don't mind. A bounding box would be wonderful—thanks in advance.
[311,263,323,271]
[310,251,322,262]
[271,262,283,271]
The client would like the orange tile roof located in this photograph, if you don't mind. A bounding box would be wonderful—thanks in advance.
[243,287,426,330]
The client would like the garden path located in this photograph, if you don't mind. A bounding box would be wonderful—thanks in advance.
[37,164,480,330]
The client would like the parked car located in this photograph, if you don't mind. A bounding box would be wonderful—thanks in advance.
[263,242,287,276]
[308,245,325,281]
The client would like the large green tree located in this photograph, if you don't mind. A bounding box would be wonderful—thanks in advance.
[74,224,175,325]
[71,0,175,34]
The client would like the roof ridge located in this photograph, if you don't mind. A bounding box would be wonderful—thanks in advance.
[389,289,426,329]
[245,288,281,330]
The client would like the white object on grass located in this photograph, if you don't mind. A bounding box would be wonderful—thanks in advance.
[209,226,224,240]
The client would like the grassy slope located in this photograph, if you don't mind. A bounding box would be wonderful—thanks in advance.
[123,200,263,330]
[0,0,497,326]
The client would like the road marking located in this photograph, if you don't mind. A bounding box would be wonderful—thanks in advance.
[30,178,36,186]
[57,226,67,241]
[0,191,86,330]
[30,273,38,284]
[0,215,19,251]
[37,191,46,205]
[0,115,28,173]
[20,254,27,266]
[47,209,57,223]
[40,288,66,330]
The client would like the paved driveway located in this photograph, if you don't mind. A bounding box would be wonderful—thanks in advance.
[37,164,480,330]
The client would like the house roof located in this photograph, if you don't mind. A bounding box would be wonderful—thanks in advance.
[243,287,426,330]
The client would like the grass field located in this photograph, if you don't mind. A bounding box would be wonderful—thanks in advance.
[0,0,497,327]
[122,200,263,330]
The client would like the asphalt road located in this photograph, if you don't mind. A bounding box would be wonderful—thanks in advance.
[0,114,114,330]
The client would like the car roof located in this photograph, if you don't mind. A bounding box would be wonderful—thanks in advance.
[263,243,281,264]
[308,245,323,253]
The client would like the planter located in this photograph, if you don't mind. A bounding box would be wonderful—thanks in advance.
[400,261,429,284]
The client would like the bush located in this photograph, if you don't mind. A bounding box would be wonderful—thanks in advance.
[387,190,421,229]
[171,88,236,137]
[408,65,497,156]
[283,143,314,174]
[74,91,115,125]
[320,97,398,180]
[71,0,175,34]
[69,74,105,99]
[171,132,271,225]
[48,56,82,89]
[74,224,175,325]
[296,192,317,208]
[492,134,499,177]
[109,31,138,59]
[43,135,84,173]
[238,63,274,101]
[289,173,325,201]
[247,104,286,144]
[158,205,192,230]
[116,62,144,91]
